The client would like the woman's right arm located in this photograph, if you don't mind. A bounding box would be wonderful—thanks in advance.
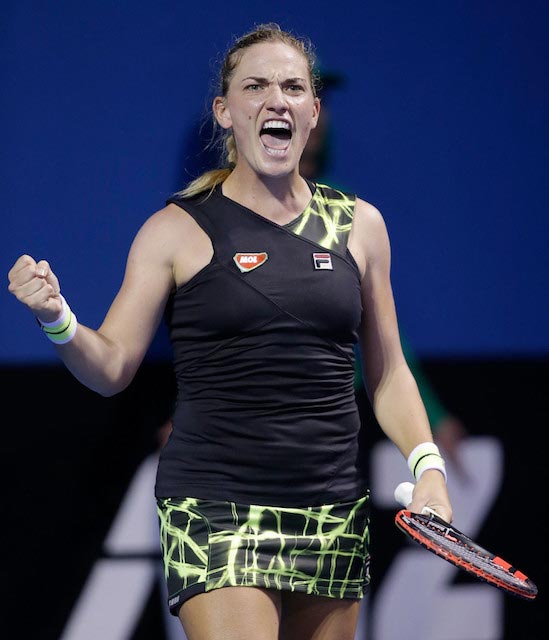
[7,207,179,396]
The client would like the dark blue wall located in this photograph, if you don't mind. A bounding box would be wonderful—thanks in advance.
[2,1,548,361]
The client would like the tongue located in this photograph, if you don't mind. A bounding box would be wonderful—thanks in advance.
[261,133,290,150]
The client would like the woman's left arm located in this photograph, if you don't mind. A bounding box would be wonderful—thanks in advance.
[349,198,452,521]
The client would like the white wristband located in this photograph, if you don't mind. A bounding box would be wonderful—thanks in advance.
[407,442,447,482]
[38,295,78,344]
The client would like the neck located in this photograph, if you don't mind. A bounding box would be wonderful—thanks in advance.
[222,167,312,222]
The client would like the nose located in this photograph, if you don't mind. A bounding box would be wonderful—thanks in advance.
[265,84,288,112]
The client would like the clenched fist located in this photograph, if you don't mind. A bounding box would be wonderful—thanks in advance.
[8,254,63,323]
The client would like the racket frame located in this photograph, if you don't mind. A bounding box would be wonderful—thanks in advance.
[395,508,537,600]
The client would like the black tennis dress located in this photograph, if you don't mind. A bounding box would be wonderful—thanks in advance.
[155,181,371,610]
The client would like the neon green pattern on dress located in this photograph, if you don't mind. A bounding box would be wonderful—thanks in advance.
[157,494,370,601]
[286,183,356,253]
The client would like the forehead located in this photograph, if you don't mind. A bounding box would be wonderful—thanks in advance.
[232,41,309,80]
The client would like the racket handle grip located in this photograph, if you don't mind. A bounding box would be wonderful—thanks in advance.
[394,481,442,517]
[394,481,415,507]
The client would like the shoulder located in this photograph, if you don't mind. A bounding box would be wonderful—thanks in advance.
[349,197,391,276]
[134,202,199,241]
[128,203,201,263]
[352,198,389,242]
[354,197,385,225]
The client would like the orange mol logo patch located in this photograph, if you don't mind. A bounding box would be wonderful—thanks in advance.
[233,252,269,273]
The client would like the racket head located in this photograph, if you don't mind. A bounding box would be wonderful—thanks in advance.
[395,509,538,600]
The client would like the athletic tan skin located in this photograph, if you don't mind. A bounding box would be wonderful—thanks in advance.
[8,35,451,640]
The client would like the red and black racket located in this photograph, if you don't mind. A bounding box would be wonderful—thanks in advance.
[394,482,538,600]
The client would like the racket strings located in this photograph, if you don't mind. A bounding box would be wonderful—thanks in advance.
[409,517,528,588]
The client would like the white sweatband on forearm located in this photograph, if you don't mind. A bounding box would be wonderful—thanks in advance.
[407,441,447,481]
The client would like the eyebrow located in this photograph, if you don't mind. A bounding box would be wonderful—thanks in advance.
[241,76,307,84]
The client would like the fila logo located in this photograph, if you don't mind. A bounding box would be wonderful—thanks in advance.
[313,253,333,270]
[233,252,269,272]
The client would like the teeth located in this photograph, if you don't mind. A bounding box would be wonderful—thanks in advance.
[262,120,290,130]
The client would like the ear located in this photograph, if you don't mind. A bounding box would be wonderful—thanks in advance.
[213,96,232,130]
[310,97,321,130]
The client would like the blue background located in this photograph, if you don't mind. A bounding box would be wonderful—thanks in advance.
[2,0,548,361]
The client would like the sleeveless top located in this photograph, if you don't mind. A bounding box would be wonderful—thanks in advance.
[154,181,367,506]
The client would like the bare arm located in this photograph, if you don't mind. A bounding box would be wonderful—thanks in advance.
[8,207,179,396]
[349,198,452,520]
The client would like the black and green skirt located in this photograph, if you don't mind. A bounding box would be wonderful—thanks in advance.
[157,494,370,615]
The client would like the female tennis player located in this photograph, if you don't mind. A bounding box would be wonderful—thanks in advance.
[7,23,452,640]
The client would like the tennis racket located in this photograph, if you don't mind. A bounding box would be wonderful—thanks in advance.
[394,481,538,600]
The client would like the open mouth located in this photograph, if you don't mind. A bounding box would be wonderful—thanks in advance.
[260,120,292,155]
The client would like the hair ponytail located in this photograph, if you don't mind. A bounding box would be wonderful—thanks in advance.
[175,132,236,199]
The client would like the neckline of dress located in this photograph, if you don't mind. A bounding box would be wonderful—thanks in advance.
[216,180,317,228]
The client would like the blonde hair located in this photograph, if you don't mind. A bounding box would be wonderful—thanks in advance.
[177,23,319,199]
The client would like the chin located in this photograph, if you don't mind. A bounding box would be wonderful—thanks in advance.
[258,155,296,177]
[259,165,294,179]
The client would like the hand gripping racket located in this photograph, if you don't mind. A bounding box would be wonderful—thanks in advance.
[394,482,538,600]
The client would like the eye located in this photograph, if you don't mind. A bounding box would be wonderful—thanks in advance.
[286,84,306,93]
[245,83,263,91]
